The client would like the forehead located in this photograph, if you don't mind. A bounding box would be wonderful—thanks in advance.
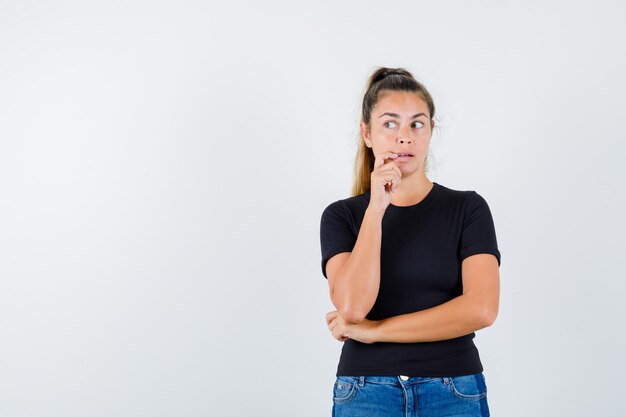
[374,91,429,116]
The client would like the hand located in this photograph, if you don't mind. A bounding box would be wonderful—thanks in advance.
[325,310,380,344]
[369,152,402,213]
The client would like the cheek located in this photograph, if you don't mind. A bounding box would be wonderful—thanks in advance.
[370,135,395,150]
[372,130,393,141]
[417,127,431,138]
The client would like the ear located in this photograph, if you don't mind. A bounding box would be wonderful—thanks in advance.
[360,121,371,147]
[430,119,435,131]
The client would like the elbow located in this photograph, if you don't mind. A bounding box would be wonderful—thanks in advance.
[339,307,368,324]
[480,306,498,328]
[332,289,371,324]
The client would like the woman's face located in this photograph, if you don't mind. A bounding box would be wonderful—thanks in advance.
[361,90,434,176]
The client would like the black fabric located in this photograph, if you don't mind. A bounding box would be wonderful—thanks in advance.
[319,182,501,377]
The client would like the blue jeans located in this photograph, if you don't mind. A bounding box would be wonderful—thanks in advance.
[332,373,490,417]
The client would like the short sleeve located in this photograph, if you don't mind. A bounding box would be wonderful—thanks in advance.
[319,200,357,279]
[458,191,502,267]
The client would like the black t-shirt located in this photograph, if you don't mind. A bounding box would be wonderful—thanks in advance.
[319,182,501,377]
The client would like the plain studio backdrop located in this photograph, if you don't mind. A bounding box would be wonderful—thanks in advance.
[1,0,625,416]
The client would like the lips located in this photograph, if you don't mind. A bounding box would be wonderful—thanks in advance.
[393,153,414,163]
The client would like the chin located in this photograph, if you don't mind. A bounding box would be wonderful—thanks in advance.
[401,164,421,175]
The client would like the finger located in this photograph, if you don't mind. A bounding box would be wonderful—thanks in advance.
[374,152,398,169]
[380,172,399,188]
[391,169,401,192]
[380,165,401,180]
[335,330,347,341]
[381,177,396,194]
[391,177,402,193]
[326,311,337,325]
[379,163,402,184]
[383,153,401,166]
[329,317,341,331]
[378,167,398,182]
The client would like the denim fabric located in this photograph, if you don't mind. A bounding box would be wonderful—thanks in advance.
[331,373,489,417]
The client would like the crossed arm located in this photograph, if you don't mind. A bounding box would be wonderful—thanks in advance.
[325,253,500,344]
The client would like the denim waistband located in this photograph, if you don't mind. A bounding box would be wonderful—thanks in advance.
[337,375,446,387]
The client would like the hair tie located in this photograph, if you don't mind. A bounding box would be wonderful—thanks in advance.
[374,70,404,84]
[382,70,404,78]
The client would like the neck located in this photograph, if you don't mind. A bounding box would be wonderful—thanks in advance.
[390,171,433,206]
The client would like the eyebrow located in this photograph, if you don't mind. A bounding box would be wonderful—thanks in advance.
[378,112,428,119]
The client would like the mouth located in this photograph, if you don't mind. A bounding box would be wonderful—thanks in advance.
[394,153,414,161]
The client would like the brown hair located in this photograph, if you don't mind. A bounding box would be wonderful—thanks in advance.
[351,67,436,196]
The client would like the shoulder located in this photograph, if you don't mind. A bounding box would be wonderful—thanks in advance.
[432,183,496,221]
[320,192,370,236]
[434,182,482,206]
[321,192,370,218]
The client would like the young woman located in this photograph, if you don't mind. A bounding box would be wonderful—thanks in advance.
[319,67,501,417]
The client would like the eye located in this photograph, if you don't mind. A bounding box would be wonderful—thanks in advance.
[384,120,425,129]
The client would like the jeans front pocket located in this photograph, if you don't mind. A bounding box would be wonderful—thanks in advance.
[447,372,487,401]
[332,376,358,404]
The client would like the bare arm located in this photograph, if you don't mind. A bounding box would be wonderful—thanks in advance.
[325,151,401,325]
[326,207,385,324]
[371,253,500,342]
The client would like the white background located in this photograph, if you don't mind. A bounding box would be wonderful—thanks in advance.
[1,1,625,416]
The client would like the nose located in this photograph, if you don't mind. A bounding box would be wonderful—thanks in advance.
[397,126,412,144]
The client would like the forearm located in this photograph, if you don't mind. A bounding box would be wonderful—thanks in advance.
[373,294,493,343]
[332,207,384,323]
